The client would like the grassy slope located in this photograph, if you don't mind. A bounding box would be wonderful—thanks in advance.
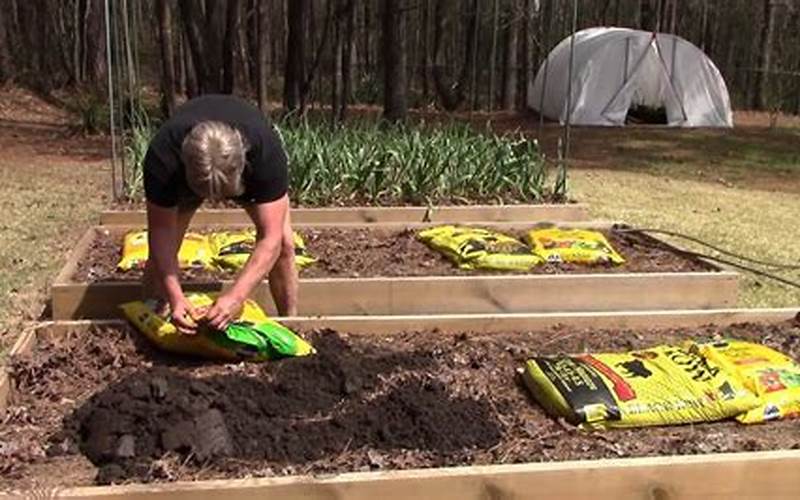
[568,147,800,308]
[0,159,107,338]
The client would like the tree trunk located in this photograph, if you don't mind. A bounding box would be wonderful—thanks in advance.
[84,0,106,86]
[0,4,12,83]
[222,0,242,93]
[236,6,251,94]
[183,29,199,97]
[669,0,677,34]
[363,2,371,73]
[340,0,355,119]
[488,0,499,111]
[640,0,656,31]
[433,0,478,111]
[257,0,270,112]
[700,0,709,51]
[246,0,258,91]
[284,0,306,112]
[754,0,777,110]
[519,0,531,109]
[419,0,430,101]
[177,31,186,95]
[382,0,407,122]
[600,0,611,25]
[502,0,520,111]
[180,0,213,93]
[331,1,344,122]
[156,0,177,116]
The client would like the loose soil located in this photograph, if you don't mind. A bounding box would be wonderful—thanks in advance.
[3,317,800,488]
[73,227,714,283]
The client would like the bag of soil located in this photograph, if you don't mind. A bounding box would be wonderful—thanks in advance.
[120,293,315,361]
[697,339,800,424]
[526,227,625,265]
[210,230,316,271]
[522,343,758,429]
[417,225,542,271]
[117,230,214,271]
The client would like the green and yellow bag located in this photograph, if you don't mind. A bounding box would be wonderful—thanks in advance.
[698,339,800,424]
[120,293,315,362]
[526,228,625,265]
[522,343,758,429]
[417,225,542,271]
[117,230,214,271]
[210,230,316,271]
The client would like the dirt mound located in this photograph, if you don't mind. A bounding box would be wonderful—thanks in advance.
[55,330,499,484]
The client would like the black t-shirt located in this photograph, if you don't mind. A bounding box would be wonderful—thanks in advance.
[144,95,288,208]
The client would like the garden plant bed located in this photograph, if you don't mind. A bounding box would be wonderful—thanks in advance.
[52,224,738,320]
[100,204,590,226]
[1,310,799,497]
[74,226,714,282]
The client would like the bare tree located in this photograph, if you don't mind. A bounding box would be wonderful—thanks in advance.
[85,0,107,86]
[383,0,407,121]
[340,0,355,119]
[432,0,479,111]
[256,0,270,112]
[222,0,242,93]
[284,0,307,111]
[502,0,521,111]
[156,0,177,116]
[0,5,11,84]
[754,0,778,109]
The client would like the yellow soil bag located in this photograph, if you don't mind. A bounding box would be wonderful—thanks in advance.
[210,230,316,271]
[117,230,214,271]
[120,293,315,362]
[698,339,800,424]
[522,344,758,429]
[417,225,542,271]
[526,228,625,265]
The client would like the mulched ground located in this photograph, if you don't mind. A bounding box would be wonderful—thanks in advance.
[73,227,715,283]
[3,317,800,488]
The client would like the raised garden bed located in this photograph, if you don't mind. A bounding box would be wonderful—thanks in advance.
[2,309,799,497]
[77,226,713,281]
[100,204,590,226]
[51,223,738,319]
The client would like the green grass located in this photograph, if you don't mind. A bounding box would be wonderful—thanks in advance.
[570,168,800,308]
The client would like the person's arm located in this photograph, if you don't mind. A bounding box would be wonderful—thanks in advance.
[205,194,288,330]
[146,201,198,333]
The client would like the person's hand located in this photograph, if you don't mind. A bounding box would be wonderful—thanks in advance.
[204,293,244,331]
[169,295,202,335]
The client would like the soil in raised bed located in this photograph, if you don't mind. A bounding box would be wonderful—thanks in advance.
[73,227,715,283]
[3,316,800,488]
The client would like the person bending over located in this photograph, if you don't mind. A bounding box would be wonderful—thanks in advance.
[143,94,297,333]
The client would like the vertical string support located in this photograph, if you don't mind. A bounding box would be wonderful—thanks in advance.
[104,0,118,201]
[562,0,579,167]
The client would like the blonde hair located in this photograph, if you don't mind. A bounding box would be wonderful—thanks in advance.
[181,121,247,200]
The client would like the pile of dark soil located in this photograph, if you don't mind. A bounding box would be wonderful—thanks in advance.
[5,317,799,488]
[73,227,715,282]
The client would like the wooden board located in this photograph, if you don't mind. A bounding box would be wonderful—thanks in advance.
[51,272,739,320]
[40,450,800,499]
[51,226,738,320]
[4,310,800,498]
[99,204,591,226]
[33,308,800,337]
[0,327,37,418]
